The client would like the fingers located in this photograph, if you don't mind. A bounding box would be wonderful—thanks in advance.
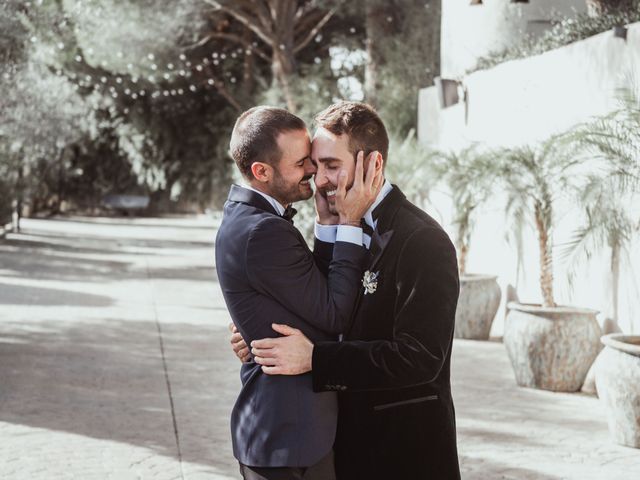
[353,150,364,189]
[237,346,250,363]
[335,169,348,203]
[261,365,283,375]
[363,151,378,191]
[271,323,300,336]
[228,322,236,333]
[251,338,277,349]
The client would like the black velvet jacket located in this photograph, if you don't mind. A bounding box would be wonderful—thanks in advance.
[312,185,461,480]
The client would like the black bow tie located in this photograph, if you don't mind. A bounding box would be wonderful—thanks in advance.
[360,218,374,237]
[282,205,297,223]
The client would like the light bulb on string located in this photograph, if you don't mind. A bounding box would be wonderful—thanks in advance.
[148,53,155,61]
[167,63,174,70]
[189,85,197,92]
[151,64,157,70]
[179,54,186,61]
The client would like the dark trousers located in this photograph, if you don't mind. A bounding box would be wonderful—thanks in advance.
[239,450,335,480]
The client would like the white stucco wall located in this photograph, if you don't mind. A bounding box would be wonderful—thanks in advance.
[416,23,640,335]
[442,0,587,77]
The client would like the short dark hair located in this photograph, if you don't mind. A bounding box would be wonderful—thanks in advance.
[229,106,307,180]
[314,101,389,166]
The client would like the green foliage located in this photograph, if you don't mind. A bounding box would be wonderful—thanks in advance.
[495,137,582,307]
[385,130,438,208]
[471,4,640,74]
[374,0,440,136]
[432,145,497,274]
[560,83,640,320]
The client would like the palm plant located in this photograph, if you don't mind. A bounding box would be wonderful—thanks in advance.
[434,145,496,275]
[562,175,637,332]
[496,138,580,308]
[386,129,439,210]
[562,83,640,330]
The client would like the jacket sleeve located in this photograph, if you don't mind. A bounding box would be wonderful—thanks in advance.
[311,227,460,391]
[313,238,335,276]
[246,217,366,335]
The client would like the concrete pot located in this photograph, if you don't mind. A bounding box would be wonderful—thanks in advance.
[503,303,601,392]
[595,334,640,448]
[454,274,501,340]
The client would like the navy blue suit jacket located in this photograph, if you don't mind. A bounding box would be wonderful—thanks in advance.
[215,185,366,467]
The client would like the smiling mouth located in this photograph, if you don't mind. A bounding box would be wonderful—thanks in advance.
[325,189,337,199]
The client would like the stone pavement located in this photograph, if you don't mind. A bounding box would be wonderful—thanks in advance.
[0,216,638,480]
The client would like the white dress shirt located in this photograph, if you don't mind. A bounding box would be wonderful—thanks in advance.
[244,184,363,246]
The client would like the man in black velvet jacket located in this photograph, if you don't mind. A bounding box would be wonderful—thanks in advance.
[249,102,461,479]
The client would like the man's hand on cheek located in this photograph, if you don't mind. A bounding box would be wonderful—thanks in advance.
[251,324,314,375]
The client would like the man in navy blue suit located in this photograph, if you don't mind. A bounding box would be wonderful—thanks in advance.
[216,106,382,480]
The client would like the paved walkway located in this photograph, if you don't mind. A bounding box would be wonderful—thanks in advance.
[0,217,638,479]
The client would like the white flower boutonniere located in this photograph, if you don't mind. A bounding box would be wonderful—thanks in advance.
[362,270,379,295]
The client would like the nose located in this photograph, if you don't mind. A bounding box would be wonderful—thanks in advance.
[314,164,328,188]
[305,158,317,176]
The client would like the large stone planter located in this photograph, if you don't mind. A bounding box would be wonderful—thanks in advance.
[595,334,640,448]
[503,303,601,392]
[454,274,501,340]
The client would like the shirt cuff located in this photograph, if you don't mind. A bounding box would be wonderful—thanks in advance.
[336,225,363,246]
[315,223,338,243]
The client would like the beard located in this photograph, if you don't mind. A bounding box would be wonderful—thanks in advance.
[271,168,314,205]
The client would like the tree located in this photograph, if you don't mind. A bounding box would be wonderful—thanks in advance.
[434,145,496,275]
[200,0,337,112]
[563,84,640,331]
[586,0,637,16]
[497,138,580,308]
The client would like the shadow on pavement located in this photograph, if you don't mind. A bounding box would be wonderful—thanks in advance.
[0,318,238,474]
[0,282,114,307]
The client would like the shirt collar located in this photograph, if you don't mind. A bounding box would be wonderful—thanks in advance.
[364,179,392,229]
[244,184,286,216]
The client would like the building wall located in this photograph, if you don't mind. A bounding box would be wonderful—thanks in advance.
[441,0,587,77]
[416,23,640,335]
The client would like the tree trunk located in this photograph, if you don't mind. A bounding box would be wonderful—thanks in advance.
[364,1,395,108]
[272,47,296,112]
[455,211,471,276]
[602,241,622,334]
[535,204,555,307]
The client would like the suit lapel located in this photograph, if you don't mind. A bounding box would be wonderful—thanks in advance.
[369,229,393,272]
[344,185,405,338]
[227,184,280,217]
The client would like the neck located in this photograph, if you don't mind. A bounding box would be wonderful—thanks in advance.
[247,181,288,208]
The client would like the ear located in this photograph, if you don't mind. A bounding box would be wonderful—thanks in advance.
[251,162,271,183]
[374,152,384,172]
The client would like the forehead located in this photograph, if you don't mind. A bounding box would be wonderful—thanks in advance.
[311,127,352,161]
[277,129,310,154]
